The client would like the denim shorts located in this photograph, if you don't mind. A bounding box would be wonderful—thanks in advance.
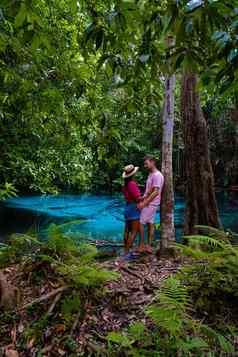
[124,202,140,221]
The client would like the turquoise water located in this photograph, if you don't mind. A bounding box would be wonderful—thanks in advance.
[0,192,238,242]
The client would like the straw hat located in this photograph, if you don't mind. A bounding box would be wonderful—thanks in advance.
[122,164,139,178]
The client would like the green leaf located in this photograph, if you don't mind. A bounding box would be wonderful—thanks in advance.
[69,0,78,14]
[107,332,133,347]
[180,337,209,351]
[174,53,185,70]
[128,322,145,340]
[212,31,230,48]
[212,31,227,41]
[84,23,95,43]
[185,20,193,33]
[61,294,81,322]
[231,19,238,29]
[227,49,238,63]
[15,3,27,28]
[217,335,235,354]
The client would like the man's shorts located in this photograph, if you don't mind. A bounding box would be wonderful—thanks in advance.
[140,205,159,225]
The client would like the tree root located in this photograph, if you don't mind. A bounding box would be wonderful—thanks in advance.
[120,266,143,280]
[47,291,63,315]
[20,286,68,310]
[70,311,81,335]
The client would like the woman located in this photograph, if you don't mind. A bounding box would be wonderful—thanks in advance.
[122,164,142,254]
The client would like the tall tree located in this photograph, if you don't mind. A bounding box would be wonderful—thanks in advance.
[181,72,221,234]
[167,0,237,233]
[160,37,176,252]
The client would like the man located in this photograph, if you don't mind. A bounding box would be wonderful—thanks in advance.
[137,156,164,253]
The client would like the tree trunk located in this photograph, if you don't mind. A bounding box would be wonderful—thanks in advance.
[181,72,221,234]
[160,71,176,254]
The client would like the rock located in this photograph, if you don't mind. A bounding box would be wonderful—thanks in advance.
[0,272,21,310]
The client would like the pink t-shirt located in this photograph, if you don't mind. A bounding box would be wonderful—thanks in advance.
[144,170,164,206]
[122,180,141,203]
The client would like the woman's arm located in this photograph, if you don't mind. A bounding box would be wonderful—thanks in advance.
[138,187,159,208]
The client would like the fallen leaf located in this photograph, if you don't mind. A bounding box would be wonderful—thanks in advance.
[10,325,16,344]
[27,338,35,349]
[57,348,66,356]
[55,324,66,333]
[5,350,19,357]
[18,322,24,333]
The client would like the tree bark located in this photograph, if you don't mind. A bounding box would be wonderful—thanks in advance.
[160,71,176,254]
[181,72,221,234]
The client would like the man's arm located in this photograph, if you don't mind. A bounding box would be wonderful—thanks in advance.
[137,187,159,209]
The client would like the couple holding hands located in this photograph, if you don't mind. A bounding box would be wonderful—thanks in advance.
[122,155,164,256]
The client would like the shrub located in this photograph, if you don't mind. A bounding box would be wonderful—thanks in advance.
[177,229,238,325]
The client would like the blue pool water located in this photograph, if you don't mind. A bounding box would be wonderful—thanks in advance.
[0,192,238,243]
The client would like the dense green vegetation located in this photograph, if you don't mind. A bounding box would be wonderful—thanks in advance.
[0,226,237,355]
[1,0,238,194]
[0,0,161,193]
[1,0,238,355]
[106,231,238,356]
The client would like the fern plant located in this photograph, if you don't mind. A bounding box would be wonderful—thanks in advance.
[0,223,118,309]
[0,223,119,347]
[106,277,235,357]
[176,229,238,333]
[0,223,118,288]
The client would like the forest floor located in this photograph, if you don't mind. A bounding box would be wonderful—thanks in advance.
[0,254,180,357]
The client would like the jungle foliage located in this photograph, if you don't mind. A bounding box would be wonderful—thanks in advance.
[104,231,238,357]
[1,0,238,193]
[1,0,238,355]
[0,225,237,355]
[0,225,117,353]
[0,0,163,193]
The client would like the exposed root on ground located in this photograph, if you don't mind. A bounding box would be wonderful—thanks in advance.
[0,255,180,356]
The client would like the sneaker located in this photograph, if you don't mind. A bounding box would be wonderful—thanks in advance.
[121,252,138,261]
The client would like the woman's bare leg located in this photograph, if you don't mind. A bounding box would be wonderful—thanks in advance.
[127,220,139,251]
[124,222,130,253]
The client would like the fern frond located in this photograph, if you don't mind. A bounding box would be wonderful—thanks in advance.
[159,277,190,309]
[176,243,208,259]
[10,233,42,246]
[0,243,8,248]
[60,294,81,322]
[200,324,235,354]
[178,337,209,352]
[146,277,191,336]
[195,225,230,242]
[47,221,86,237]
[183,235,228,249]
[146,305,184,334]
[184,235,238,257]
